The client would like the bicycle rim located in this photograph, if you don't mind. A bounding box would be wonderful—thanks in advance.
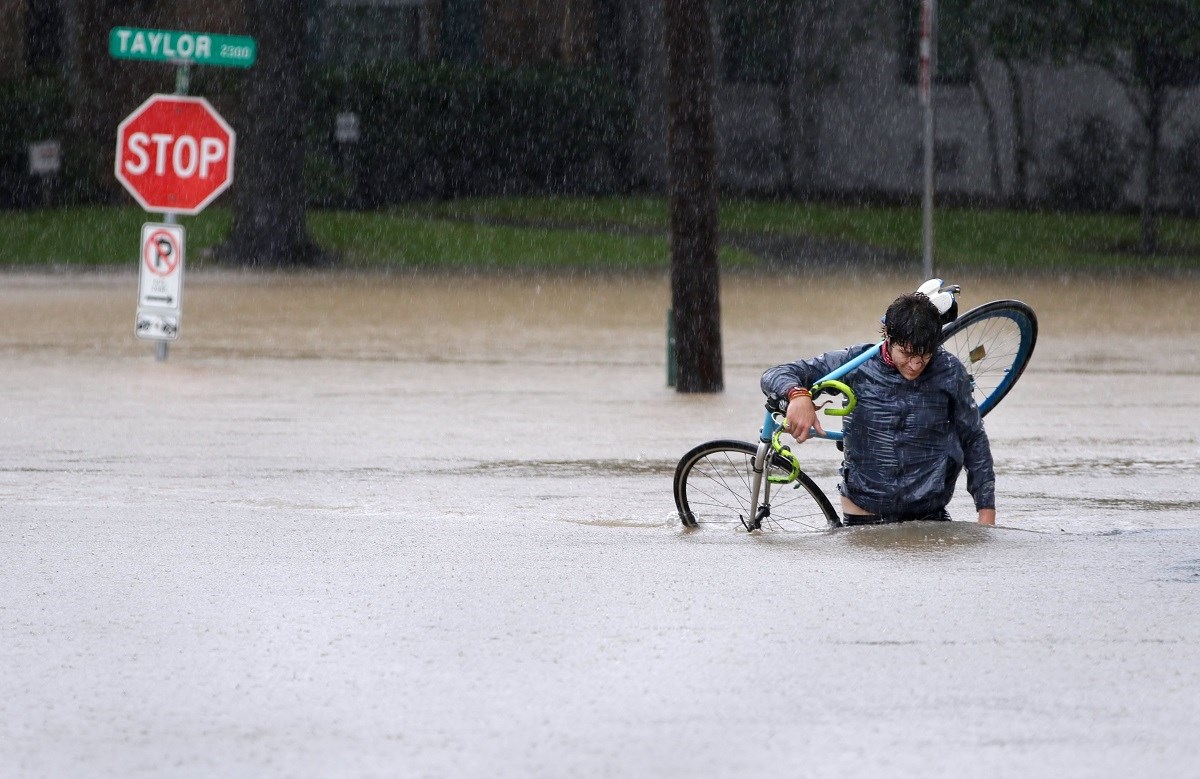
[673,440,838,532]
[940,300,1037,416]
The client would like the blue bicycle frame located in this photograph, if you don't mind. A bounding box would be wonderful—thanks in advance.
[747,343,877,527]
[757,340,881,444]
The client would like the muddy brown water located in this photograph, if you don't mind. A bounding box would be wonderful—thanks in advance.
[2,269,1198,776]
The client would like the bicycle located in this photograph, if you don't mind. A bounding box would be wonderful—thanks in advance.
[672,285,1038,532]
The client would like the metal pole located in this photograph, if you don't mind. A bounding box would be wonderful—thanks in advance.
[920,0,936,280]
[175,61,190,96]
[667,309,676,387]
[155,62,191,363]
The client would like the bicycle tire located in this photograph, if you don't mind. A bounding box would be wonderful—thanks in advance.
[939,300,1037,416]
[673,439,839,531]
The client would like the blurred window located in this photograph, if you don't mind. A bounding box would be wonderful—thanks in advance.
[719,0,787,85]
[440,0,483,64]
[911,139,965,175]
[316,0,427,67]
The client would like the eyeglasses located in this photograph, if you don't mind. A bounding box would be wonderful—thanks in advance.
[890,343,933,366]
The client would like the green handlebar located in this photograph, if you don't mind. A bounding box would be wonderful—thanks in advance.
[810,379,857,416]
[767,426,800,484]
[766,381,856,486]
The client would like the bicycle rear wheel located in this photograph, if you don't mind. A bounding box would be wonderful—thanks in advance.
[939,300,1037,416]
[673,440,838,531]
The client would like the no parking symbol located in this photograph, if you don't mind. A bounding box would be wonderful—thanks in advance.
[136,222,184,341]
[144,227,181,277]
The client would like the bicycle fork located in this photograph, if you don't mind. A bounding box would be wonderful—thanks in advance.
[743,439,772,532]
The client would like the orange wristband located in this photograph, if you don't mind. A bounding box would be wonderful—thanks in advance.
[787,386,811,401]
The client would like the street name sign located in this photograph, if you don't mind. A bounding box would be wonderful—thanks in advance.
[115,94,236,215]
[136,222,184,342]
[109,27,256,68]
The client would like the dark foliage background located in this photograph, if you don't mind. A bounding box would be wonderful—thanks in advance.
[1042,115,1135,212]
[308,64,634,207]
[0,78,68,208]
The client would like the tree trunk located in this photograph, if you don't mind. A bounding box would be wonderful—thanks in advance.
[967,40,1003,203]
[65,0,121,202]
[61,0,89,196]
[664,0,723,393]
[219,0,327,267]
[1139,84,1163,255]
[776,1,799,196]
[797,7,828,201]
[1002,57,1029,208]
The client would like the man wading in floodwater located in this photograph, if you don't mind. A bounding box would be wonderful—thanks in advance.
[761,291,997,526]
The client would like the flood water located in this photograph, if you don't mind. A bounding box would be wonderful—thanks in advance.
[2,269,1198,776]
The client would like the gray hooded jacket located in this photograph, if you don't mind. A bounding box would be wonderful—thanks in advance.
[761,344,995,516]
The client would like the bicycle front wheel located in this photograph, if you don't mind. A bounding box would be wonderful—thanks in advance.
[673,440,838,532]
[940,300,1037,416]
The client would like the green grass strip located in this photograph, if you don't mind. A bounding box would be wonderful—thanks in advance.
[307,210,754,270]
[2,198,1197,272]
[0,207,230,268]
[424,196,1200,272]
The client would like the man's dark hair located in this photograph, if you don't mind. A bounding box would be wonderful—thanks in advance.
[883,293,942,355]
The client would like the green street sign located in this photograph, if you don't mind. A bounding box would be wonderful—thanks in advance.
[109,27,256,68]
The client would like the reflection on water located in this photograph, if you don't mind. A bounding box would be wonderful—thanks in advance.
[1162,558,1200,583]
[832,520,993,550]
[473,458,674,478]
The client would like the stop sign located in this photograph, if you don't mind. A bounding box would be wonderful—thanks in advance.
[115,94,236,215]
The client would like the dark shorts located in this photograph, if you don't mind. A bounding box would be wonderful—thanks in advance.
[841,508,952,526]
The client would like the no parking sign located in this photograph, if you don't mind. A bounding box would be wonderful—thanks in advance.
[135,222,184,341]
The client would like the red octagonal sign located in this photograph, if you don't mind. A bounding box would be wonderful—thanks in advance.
[115,94,236,215]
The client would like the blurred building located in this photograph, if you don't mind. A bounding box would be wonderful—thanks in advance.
[626,0,1200,207]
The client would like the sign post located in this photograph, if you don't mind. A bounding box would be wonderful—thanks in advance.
[112,26,249,361]
[919,0,936,280]
[335,112,360,206]
[27,140,61,208]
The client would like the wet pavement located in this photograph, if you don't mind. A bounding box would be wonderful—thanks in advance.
[2,269,1198,776]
